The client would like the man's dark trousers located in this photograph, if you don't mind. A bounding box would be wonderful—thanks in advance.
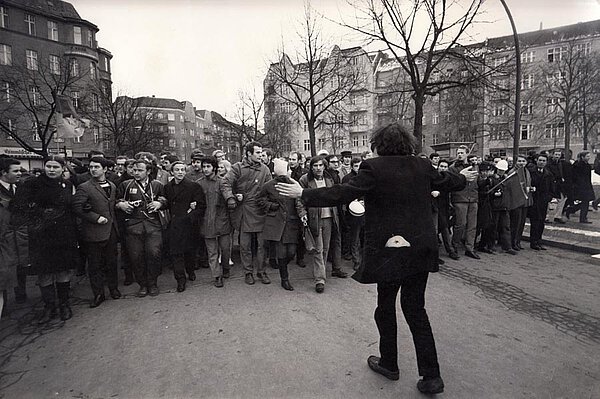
[84,228,119,296]
[375,272,441,378]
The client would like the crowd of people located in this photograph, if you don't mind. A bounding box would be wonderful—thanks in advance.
[3,122,596,394]
[0,138,598,323]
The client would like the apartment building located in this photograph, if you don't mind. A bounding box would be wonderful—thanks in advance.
[0,0,112,168]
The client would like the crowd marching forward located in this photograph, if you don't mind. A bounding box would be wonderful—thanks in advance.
[0,138,598,326]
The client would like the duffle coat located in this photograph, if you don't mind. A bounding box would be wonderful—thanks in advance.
[259,176,306,243]
[198,175,232,238]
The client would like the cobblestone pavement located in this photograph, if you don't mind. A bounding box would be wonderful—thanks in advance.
[0,246,599,399]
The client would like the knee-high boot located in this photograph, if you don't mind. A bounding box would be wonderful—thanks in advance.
[56,282,72,321]
[278,258,294,291]
[38,285,57,324]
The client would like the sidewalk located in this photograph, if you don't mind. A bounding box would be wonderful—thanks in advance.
[522,201,600,254]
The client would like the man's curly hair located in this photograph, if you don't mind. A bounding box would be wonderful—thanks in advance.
[370,123,416,156]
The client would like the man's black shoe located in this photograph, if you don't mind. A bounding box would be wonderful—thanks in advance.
[214,276,224,288]
[188,271,196,281]
[176,280,186,293]
[530,244,542,250]
[417,376,445,394]
[479,248,495,255]
[257,272,271,284]
[137,287,148,297]
[539,245,547,250]
[511,245,521,251]
[554,218,566,224]
[315,283,325,293]
[245,273,255,285]
[223,269,230,279]
[367,356,399,381]
[331,269,348,278]
[90,294,105,308]
[504,249,517,255]
[449,252,460,260]
[148,285,159,296]
[109,288,122,299]
[437,258,445,265]
[297,259,306,268]
[465,251,480,260]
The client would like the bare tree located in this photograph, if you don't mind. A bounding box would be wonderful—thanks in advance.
[341,0,486,152]
[80,86,165,156]
[263,111,294,156]
[229,90,265,158]
[541,41,600,156]
[0,55,86,157]
[265,3,362,156]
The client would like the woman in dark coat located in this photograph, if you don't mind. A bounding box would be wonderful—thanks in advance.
[276,123,475,395]
[259,159,306,291]
[566,151,595,223]
[11,156,79,323]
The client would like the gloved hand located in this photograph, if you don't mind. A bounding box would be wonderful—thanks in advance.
[227,198,237,210]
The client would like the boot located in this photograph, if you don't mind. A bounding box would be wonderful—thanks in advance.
[38,285,57,324]
[278,258,294,291]
[56,282,72,321]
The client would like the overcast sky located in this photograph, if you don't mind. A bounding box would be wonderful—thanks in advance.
[73,0,600,119]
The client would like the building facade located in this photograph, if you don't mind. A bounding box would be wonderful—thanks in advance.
[264,19,600,160]
[0,0,112,168]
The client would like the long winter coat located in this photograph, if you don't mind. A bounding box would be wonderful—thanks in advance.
[198,175,232,238]
[0,184,28,290]
[11,175,78,275]
[527,166,554,221]
[72,178,119,242]
[301,156,466,284]
[505,167,534,209]
[221,158,272,233]
[572,161,596,202]
[164,178,206,254]
[259,176,306,243]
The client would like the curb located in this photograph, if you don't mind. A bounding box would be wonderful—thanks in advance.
[522,234,600,255]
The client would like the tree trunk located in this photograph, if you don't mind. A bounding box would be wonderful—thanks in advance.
[412,92,425,153]
[564,111,571,160]
[308,123,317,157]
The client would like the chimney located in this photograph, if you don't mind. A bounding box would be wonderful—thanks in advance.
[539,22,543,30]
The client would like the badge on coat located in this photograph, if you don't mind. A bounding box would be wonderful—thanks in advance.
[130,188,138,194]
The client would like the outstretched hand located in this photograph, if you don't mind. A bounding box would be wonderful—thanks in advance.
[459,166,478,182]
[275,179,304,199]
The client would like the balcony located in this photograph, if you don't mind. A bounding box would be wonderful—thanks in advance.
[63,45,99,62]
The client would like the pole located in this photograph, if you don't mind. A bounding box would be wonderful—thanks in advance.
[500,0,521,164]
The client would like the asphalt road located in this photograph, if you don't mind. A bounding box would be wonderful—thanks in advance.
[1,247,599,399]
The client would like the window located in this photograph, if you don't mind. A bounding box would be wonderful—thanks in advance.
[493,56,507,68]
[169,139,176,148]
[93,127,100,143]
[71,91,79,109]
[521,51,535,64]
[179,128,184,135]
[520,124,533,140]
[546,71,566,83]
[32,122,40,141]
[547,47,565,62]
[104,56,109,72]
[303,120,307,132]
[0,7,9,28]
[25,14,35,35]
[69,59,78,76]
[281,102,291,113]
[445,110,452,122]
[432,113,439,125]
[520,100,533,115]
[492,105,506,117]
[521,73,535,89]
[168,126,175,135]
[303,140,311,152]
[544,123,565,138]
[167,113,175,121]
[432,133,439,145]
[546,97,565,114]
[73,135,81,143]
[157,113,163,119]
[48,54,60,74]
[179,115,184,122]
[182,141,186,148]
[490,124,509,140]
[48,21,58,41]
[91,93,99,112]
[351,112,367,126]
[26,50,38,70]
[362,135,368,146]
[6,118,14,135]
[73,26,82,44]
[2,82,10,102]
[86,31,93,47]
[0,44,11,65]
[352,135,359,147]
[575,42,592,56]
[89,62,96,80]
[29,86,40,106]
[492,79,508,90]
[318,138,325,148]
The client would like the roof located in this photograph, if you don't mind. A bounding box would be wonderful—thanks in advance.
[136,97,185,110]
[487,19,600,49]
[4,0,79,20]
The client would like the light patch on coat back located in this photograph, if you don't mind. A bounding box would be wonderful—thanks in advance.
[385,235,411,248]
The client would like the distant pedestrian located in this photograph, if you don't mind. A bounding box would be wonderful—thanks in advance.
[566,151,595,223]
[527,154,554,250]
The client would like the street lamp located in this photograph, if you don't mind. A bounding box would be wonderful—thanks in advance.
[499,0,521,163]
